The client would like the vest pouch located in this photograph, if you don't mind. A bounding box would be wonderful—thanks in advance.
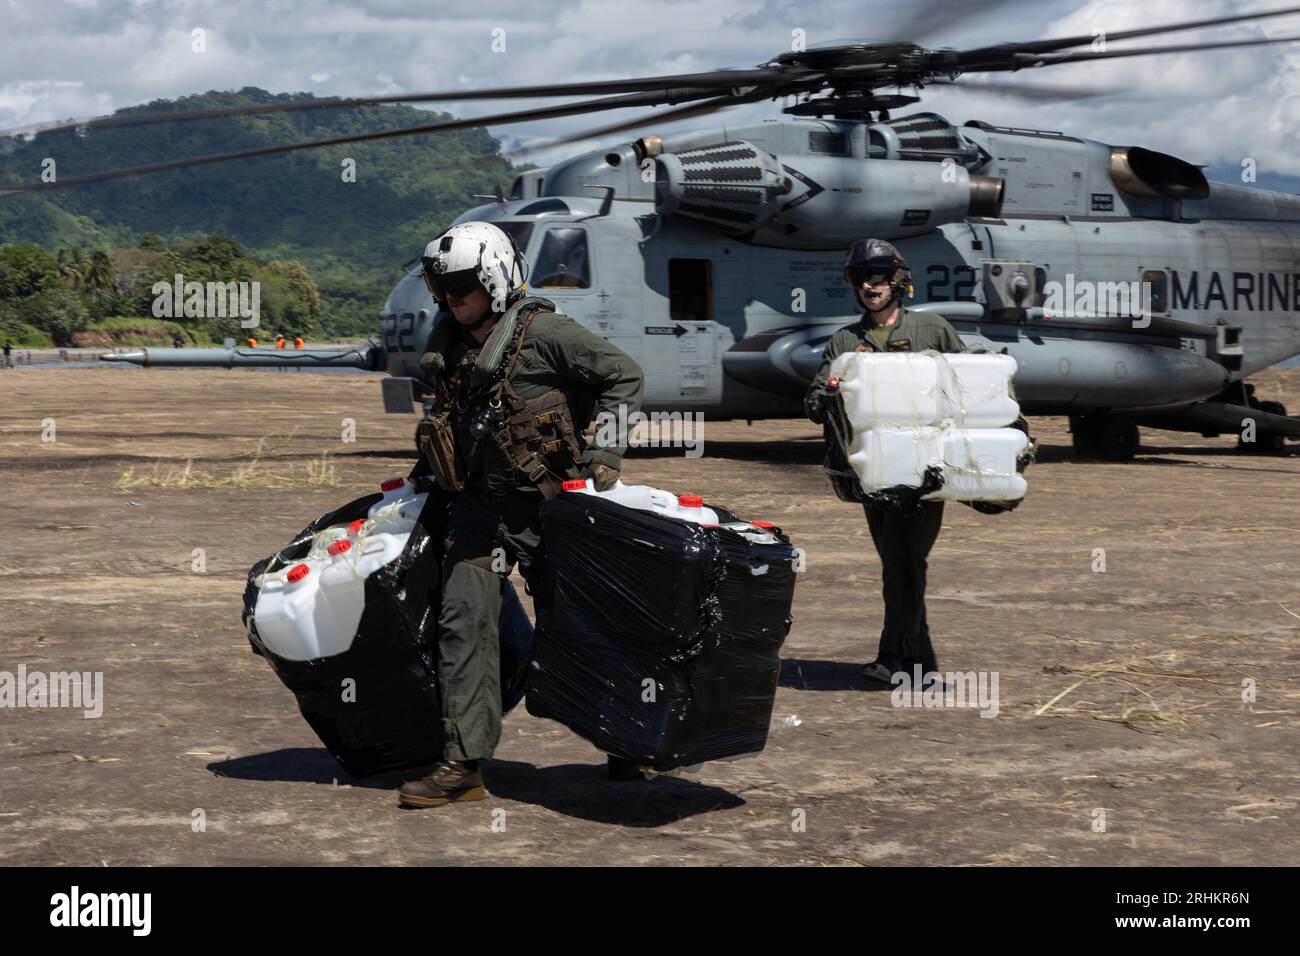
[416,411,465,492]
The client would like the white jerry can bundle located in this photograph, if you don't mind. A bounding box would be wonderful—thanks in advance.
[829,350,1030,502]
[253,477,428,661]
[559,478,783,542]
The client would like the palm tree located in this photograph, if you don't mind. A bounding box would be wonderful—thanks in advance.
[83,250,113,296]
[56,247,87,289]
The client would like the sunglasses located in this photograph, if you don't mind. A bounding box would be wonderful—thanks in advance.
[421,264,482,302]
[845,268,896,287]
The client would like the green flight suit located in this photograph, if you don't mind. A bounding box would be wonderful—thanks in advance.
[418,296,645,761]
[805,306,964,676]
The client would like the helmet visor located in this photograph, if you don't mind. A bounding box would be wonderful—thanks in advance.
[421,263,482,303]
[845,266,897,288]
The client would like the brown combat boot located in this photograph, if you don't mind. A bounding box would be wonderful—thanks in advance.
[398,760,486,808]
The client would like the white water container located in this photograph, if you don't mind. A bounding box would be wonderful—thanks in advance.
[832,352,943,427]
[928,427,1029,502]
[367,477,425,521]
[937,353,1020,428]
[254,557,351,662]
[673,494,718,525]
[846,426,944,491]
[561,478,720,525]
[843,425,1028,502]
[255,525,417,662]
[830,351,1020,428]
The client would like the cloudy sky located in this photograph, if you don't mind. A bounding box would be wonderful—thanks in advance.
[2,0,1299,182]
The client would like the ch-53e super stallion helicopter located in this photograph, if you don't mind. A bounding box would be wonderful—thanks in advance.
[9,3,1300,460]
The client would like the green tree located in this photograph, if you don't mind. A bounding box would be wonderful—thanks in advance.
[7,287,91,345]
[255,259,322,336]
[56,247,87,289]
[0,243,60,298]
[111,247,171,316]
[83,250,114,295]
[181,234,246,275]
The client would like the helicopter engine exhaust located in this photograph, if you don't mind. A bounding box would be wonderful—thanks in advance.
[653,140,1004,248]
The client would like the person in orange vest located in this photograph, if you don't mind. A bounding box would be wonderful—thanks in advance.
[294,334,304,350]
[275,333,287,349]
[246,335,258,348]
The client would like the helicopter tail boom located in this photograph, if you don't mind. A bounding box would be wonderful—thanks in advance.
[100,345,381,370]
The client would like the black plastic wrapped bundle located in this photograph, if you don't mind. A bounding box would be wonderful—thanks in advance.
[526,493,797,770]
[241,484,533,777]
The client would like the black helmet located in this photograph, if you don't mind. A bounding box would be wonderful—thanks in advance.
[843,238,912,309]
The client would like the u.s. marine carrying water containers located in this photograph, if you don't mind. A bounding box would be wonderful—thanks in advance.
[829,350,1029,503]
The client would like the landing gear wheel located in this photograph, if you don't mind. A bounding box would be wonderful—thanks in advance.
[1098,416,1140,461]
[1237,400,1288,455]
[1071,414,1139,461]
[1070,415,1101,459]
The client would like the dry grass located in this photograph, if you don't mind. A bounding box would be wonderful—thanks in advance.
[115,440,339,490]
[1027,651,1261,732]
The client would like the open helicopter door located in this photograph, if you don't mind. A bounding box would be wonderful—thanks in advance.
[668,258,719,400]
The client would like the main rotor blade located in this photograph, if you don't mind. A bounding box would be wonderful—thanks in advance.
[0,68,787,139]
[929,77,1117,102]
[955,4,1300,62]
[0,87,731,196]
[296,91,764,215]
[978,33,1300,71]
[505,89,767,160]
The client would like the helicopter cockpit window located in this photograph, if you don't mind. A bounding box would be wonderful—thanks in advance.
[532,227,591,289]
[1142,270,1168,314]
[516,198,571,216]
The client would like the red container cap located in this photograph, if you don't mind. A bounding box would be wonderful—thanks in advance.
[327,539,352,556]
[380,477,405,492]
[752,520,776,529]
[828,375,840,389]
[678,494,703,508]
[562,479,587,492]
[700,522,719,528]
[347,519,365,535]
[286,563,310,583]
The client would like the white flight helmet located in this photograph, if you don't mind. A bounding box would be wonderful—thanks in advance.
[420,221,526,316]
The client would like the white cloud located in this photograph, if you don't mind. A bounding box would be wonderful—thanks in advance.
[1,0,1298,173]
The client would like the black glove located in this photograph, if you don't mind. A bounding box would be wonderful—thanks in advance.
[804,389,826,424]
[804,376,840,425]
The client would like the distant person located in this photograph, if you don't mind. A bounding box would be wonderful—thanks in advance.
[294,335,304,350]
[2,340,11,369]
[275,334,286,350]
[172,333,184,349]
[246,336,258,348]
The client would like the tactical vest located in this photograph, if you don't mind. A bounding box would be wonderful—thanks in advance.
[416,296,583,498]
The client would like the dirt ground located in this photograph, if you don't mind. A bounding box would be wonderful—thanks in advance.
[1,364,1298,866]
